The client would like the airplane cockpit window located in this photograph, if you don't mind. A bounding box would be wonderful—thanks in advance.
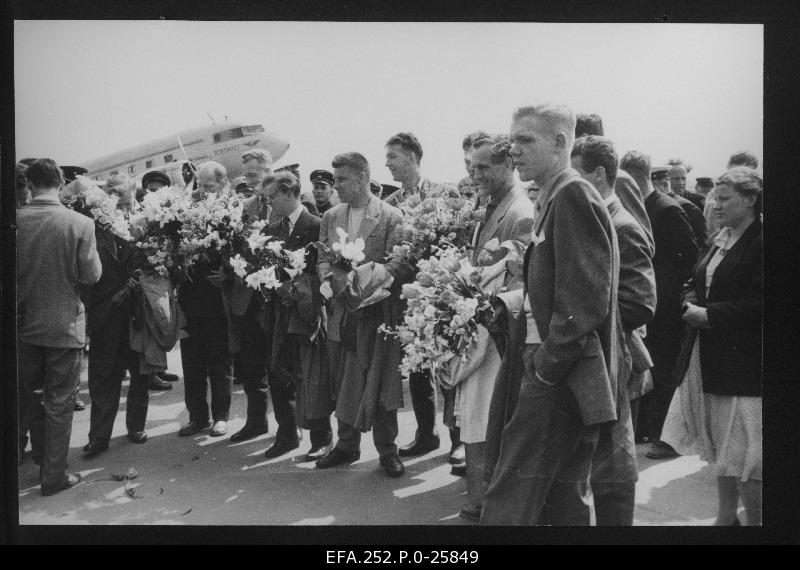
[242,124,265,135]
[213,127,244,144]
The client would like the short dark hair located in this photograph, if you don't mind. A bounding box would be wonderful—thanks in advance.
[695,177,715,189]
[262,171,301,198]
[575,113,604,137]
[19,157,38,167]
[571,135,618,186]
[620,150,651,180]
[472,134,513,165]
[386,132,423,163]
[331,152,370,180]
[15,163,29,191]
[462,130,491,151]
[727,151,759,170]
[25,158,63,189]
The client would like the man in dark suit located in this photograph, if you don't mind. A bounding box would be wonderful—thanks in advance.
[259,172,334,459]
[575,113,654,251]
[656,164,707,247]
[84,175,153,458]
[481,104,622,525]
[621,153,698,459]
[178,161,234,438]
[668,161,706,211]
[17,158,103,495]
[572,136,657,525]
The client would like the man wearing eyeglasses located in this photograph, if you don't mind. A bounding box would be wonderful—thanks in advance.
[241,149,274,223]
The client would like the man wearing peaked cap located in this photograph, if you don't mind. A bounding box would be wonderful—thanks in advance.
[232,176,252,197]
[310,169,335,215]
[650,166,670,180]
[142,170,171,193]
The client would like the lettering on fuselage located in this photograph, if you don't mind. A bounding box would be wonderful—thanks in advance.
[214,144,241,157]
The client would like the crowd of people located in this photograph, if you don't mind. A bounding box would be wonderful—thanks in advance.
[15,102,762,526]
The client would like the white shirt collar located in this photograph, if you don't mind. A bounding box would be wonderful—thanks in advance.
[287,204,304,228]
[603,194,619,208]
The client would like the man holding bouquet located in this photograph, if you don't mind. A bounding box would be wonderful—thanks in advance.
[260,172,334,460]
[315,152,415,477]
[382,132,465,470]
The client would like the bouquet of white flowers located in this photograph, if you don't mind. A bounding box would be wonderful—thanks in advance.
[381,246,498,378]
[229,219,309,297]
[61,176,133,242]
[175,191,246,274]
[396,193,484,263]
[127,185,191,278]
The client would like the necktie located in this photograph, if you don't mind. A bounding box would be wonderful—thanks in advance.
[280,216,291,240]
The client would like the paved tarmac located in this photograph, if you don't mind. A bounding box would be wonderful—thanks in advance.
[17,346,722,527]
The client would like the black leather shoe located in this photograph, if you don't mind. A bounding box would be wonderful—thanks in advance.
[449,442,465,465]
[149,375,173,391]
[127,430,148,444]
[82,439,109,457]
[178,420,211,437]
[459,504,481,523]
[230,423,268,442]
[157,372,179,382]
[41,473,82,496]
[379,454,405,478]
[450,462,466,477]
[306,443,334,462]
[398,434,440,457]
[316,448,360,469]
[74,398,86,411]
[645,440,680,460]
[264,438,301,459]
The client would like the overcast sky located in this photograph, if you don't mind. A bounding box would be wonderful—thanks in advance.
[15,21,763,186]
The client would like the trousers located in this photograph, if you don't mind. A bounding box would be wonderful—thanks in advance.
[590,389,638,526]
[180,317,232,423]
[481,369,600,525]
[237,314,270,425]
[408,370,461,446]
[334,406,398,458]
[88,321,149,441]
[17,343,82,486]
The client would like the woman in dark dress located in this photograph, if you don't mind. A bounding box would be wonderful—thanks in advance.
[662,166,762,525]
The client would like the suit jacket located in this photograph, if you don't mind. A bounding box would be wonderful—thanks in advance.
[615,170,654,253]
[268,209,322,340]
[683,191,706,212]
[17,196,102,348]
[644,190,699,332]
[607,196,657,399]
[317,195,415,425]
[682,220,762,396]
[87,227,135,334]
[242,194,271,225]
[383,177,459,207]
[524,169,621,425]
[672,192,708,247]
[318,195,415,340]
[607,197,656,333]
[472,188,534,291]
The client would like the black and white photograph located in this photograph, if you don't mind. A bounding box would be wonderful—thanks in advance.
[3,7,787,546]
